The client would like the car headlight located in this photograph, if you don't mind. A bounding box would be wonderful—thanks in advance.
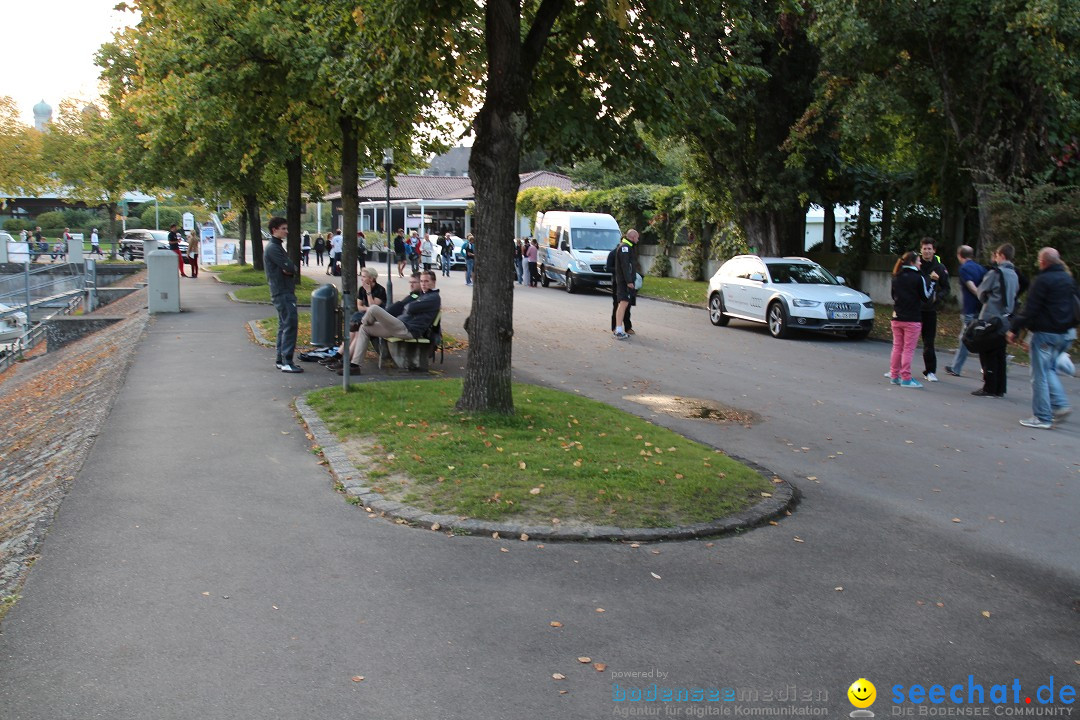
[791,299,820,307]
[863,301,874,309]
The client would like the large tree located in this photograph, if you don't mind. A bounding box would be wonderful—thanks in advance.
[809,0,1080,256]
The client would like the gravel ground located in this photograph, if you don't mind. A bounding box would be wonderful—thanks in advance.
[0,273,150,603]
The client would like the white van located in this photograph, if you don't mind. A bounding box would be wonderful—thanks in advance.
[533,211,622,293]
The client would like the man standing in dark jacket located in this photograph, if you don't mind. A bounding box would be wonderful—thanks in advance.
[1007,247,1076,429]
[917,238,949,382]
[613,229,639,340]
[264,217,303,373]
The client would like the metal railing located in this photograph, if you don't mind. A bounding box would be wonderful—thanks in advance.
[0,261,87,374]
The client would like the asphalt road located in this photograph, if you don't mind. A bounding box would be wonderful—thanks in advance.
[0,260,1077,719]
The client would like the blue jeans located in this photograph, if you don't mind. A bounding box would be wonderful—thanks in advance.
[515,256,524,284]
[272,292,298,365]
[465,258,474,284]
[950,313,977,373]
[1029,330,1073,422]
[441,255,451,276]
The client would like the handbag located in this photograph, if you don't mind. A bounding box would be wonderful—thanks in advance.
[962,316,1005,353]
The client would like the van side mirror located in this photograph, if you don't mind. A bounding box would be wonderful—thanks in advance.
[560,241,569,251]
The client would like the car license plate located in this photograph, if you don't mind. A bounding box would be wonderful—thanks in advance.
[830,311,857,320]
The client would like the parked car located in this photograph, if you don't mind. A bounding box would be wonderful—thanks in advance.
[534,211,621,292]
[426,234,467,269]
[707,255,874,339]
[118,229,187,260]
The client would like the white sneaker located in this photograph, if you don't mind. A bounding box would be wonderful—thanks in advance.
[924,372,939,382]
[1018,417,1052,429]
[280,364,304,373]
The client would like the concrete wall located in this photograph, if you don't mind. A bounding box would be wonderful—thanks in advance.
[46,316,124,352]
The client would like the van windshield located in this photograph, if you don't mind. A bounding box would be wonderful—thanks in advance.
[573,228,622,251]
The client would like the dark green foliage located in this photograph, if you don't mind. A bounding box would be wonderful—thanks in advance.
[987,183,1080,271]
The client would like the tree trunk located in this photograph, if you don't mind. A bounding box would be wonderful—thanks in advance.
[245,193,263,271]
[286,152,303,271]
[237,205,247,266]
[339,117,359,301]
[879,195,893,254]
[106,201,119,259]
[973,183,993,259]
[740,204,805,257]
[457,0,529,415]
[821,201,836,253]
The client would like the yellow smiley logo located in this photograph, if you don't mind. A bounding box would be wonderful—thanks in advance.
[848,678,876,709]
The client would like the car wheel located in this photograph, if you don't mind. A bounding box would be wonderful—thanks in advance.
[846,327,871,340]
[540,266,550,287]
[768,301,790,339]
[708,292,729,326]
[564,271,577,293]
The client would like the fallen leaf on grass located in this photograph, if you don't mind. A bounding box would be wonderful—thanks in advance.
[768,521,779,526]
[761,492,772,497]
[431,523,441,531]
[530,488,542,495]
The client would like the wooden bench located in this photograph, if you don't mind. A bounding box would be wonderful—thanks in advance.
[378,312,443,371]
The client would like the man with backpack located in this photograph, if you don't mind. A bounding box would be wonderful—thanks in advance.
[1006,247,1077,429]
[611,229,640,340]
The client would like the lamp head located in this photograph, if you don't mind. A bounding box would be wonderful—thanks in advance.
[381,148,394,169]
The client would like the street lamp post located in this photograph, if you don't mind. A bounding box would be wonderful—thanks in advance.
[382,149,394,305]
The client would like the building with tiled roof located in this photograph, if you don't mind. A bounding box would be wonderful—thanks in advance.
[326,171,575,239]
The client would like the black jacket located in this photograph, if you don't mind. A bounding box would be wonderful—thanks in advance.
[263,239,296,297]
[892,266,935,322]
[1009,263,1077,334]
[400,289,441,338]
[919,255,950,312]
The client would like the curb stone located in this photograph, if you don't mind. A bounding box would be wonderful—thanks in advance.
[294,396,799,542]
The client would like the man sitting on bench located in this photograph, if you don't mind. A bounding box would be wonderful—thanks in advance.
[338,270,441,375]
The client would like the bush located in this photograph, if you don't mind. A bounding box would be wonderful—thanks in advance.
[141,207,182,230]
[3,219,33,233]
[123,216,145,230]
[34,210,67,230]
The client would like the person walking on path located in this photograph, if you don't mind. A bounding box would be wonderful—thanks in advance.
[1006,247,1077,428]
[356,231,367,270]
[463,234,476,286]
[889,250,936,388]
[301,233,311,266]
[167,223,188,277]
[439,232,454,277]
[264,217,303,373]
[972,244,1019,398]
[421,234,435,271]
[526,238,539,286]
[608,235,634,335]
[393,229,408,278]
[945,245,986,377]
[186,230,199,278]
[314,234,325,266]
[917,238,950,382]
[90,228,103,257]
[330,230,343,272]
[612,229,640,340]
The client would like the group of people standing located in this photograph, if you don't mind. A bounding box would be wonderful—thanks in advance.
[167,223,199,278]
[890,237,1076,429]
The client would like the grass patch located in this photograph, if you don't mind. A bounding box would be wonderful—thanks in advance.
[306,379,773,528]
[639,276,709,305]
[0,594,19,622]
[208,264,319,304]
